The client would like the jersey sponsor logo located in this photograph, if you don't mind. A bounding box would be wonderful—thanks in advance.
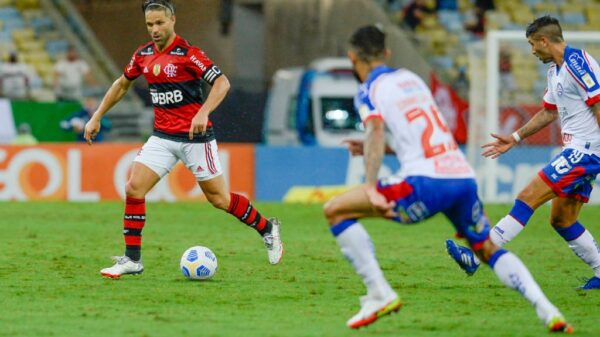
[164,63,177,77]
[582,73,596,89]
[126,56,135,73]
[556,83,564,96]
[153,64,161,76]
[190,55,207,71]
[568,53,586,76]
[139,46,154,56]
[150,89,184,105]
[169,47,187,56]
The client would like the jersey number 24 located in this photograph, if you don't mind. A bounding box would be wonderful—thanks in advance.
[405,105,457,158]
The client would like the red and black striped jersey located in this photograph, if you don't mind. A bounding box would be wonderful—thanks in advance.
[124,35,222,139]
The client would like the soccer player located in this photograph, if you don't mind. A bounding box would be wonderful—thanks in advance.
[84,0,283,278]
[447,16,600,291]
[323,25,572,332]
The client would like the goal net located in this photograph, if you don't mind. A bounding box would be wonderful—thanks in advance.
[467,30,600,203]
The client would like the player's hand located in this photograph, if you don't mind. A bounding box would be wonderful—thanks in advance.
[342,139,364,156]
[189,111,209,140]
[83,117,101,145]
[365,184,397,218]
[481,133,516,159]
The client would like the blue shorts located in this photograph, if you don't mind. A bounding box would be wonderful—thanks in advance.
[376,176,490,249]
[539,148,600,203]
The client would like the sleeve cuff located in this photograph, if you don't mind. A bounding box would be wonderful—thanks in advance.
[543,101,557,110]
[123,73,138,81]
[363,114,384,124]
[585,94,600,107]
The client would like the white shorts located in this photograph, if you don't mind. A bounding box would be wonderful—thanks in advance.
[134,136,222,181]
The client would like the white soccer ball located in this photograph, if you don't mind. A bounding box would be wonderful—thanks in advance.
[180,246,218,280]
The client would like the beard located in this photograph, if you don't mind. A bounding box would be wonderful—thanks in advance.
[352,68,362,83]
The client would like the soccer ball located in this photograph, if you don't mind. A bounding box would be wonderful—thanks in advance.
[180,246,218,280]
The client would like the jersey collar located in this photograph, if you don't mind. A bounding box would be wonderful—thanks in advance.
[366,65,395,85]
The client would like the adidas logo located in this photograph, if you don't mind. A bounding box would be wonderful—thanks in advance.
[196,165,204,172]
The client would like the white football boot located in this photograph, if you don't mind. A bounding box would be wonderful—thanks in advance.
[100,255,144,279]
[347,292,402,329]
[263,218,284,264]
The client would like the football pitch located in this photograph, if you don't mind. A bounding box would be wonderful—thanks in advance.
[1,202,599,337]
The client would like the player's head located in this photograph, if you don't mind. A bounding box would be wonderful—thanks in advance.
[348,24,390,82]
[142,0,176,48]
[526,16,564,64]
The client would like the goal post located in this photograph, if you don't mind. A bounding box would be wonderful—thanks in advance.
[468,30,600,203]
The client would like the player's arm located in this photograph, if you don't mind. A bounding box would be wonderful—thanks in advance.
[84,75,134,145]
[343,139,395,156]
[482,107,558,159]
[592,102,600,127]
[189,75,231,139]
[363,117,386,185]
[362,117,397,217]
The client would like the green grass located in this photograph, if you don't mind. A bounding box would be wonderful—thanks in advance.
[0,202,598,337]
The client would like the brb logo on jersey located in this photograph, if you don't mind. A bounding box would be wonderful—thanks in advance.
[164,64,177,78]
[151,89,184,105]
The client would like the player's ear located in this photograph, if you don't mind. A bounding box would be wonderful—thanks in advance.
[384,48,392,60]
[347,50,357,63]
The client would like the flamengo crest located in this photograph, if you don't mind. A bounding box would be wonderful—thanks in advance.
[164,64,177,77]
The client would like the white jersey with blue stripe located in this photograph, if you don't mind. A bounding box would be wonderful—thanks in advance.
[543,46,600,153]
[355,65,474,179]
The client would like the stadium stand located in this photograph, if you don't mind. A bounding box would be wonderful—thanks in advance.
[0,0,145,139]
[384,0,600,105]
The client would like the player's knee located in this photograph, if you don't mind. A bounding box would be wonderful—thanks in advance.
[323,199,342,226]
[549,214,571,229]
[206,192,229,210]
[125,180,146,198]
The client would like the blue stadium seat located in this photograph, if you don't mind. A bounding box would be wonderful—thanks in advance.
[562,12,586,25]
[438,10,463,33]
[0,7,19,21]
[45,39,69,56]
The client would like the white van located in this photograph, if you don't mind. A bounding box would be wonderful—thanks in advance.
[263,58,363,146]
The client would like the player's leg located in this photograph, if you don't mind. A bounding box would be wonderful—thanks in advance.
[187,140,283,264]
[476,240,573,333]
[101,136,176,278]
[324,184,400,329]
[551,197,600,289]
[489,175,555,246]
[446,182,572,332]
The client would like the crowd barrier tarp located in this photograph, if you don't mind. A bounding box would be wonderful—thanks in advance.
[0,99,81,143]
[2,144,599,203]
[255,145,600,203]
[0,143,254,201]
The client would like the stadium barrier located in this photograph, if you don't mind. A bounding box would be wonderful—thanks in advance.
[1,144,599,203]
[0,144,254,201]
[0,99,81,142]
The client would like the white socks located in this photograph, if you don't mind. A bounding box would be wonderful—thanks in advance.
[490,250,561,324]
[490,215,525,247]
[564,229,600,278]
[332,221,395,299]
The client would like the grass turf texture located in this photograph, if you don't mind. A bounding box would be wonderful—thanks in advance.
[0,202,599,337]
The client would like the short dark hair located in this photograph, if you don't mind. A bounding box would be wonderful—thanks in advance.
[526,16,563,42]
[142,0,175,15]
[349,25,386,62]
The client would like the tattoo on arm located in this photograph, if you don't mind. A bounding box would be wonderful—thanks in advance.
[517,108,558,140]
[364,118,386,185]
